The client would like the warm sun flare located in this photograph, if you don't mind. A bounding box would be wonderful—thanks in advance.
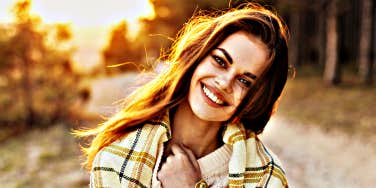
[31,0,155,33]
[0,0,156,72]
[1,0,155,29]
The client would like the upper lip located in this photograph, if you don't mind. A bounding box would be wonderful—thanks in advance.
[202,82,230,105]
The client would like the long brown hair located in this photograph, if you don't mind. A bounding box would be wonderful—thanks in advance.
[75,3,289,170]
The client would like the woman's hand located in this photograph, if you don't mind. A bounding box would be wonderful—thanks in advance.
[157,144,202,188]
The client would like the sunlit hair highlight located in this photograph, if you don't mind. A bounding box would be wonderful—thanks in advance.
[74,3,289,170]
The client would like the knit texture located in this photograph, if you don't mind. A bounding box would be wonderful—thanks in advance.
[197,144,232,187]
[90,112,288,188]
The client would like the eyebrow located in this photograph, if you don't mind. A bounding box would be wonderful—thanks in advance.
[244,72,257,80]
[216,48,257,80]
[216,48,233,64]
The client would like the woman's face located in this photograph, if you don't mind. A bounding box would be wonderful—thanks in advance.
[188,31,270,122]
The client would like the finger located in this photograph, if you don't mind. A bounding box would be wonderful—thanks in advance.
[157,170,164,180]
[170,144,186,156]
[180,144,200,171]
[165,155,173,164]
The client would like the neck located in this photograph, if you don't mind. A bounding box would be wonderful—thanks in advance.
[168,100,224,158]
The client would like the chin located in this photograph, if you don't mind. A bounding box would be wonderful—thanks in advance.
[190,102,232,122]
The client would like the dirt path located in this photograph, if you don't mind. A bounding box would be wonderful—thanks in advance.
[0,124,89,187]
[85,73,141,116]
[261,115,376,188]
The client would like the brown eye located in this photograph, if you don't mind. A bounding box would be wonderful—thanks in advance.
[238,78,251,87]
[212,55,226,67]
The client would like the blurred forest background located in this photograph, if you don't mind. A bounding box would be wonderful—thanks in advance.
[0,0,375,187]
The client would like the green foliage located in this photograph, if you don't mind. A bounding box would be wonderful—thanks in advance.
[102,21,143,74]
[0,0,81,127]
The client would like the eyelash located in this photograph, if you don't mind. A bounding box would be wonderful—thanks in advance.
[212,55,227,67]
[238,78,252,87]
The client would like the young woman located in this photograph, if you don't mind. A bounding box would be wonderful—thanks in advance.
[77,3,289,188]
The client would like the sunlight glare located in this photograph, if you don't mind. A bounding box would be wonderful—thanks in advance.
[31,0,155,32]
[2,0,155,29]
[30,0,156,72]
[0,0,14,23]
[0,0,156,73]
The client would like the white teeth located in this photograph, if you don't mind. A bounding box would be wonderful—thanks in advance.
[202,85,224,105]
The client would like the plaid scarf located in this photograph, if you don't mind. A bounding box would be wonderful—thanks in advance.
[90,112,288,188]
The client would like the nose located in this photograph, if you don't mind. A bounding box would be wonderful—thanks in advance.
[214,74,233,93]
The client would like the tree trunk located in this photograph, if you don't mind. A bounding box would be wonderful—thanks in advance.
[22,50,34,127]
[21,27,34,127]
[373,0,376,82]
[317,2,327,66]
[288,11,301,67]
[358,0,373,85]
[324,0,341,85]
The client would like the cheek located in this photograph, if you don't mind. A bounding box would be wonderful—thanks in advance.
[190,65,202,87]
[189,64,206,98]
[193,57,218,77]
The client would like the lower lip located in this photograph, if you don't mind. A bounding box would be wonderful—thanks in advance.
[200,83,224,108]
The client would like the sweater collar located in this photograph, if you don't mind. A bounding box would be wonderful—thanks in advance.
[153,111,255,145]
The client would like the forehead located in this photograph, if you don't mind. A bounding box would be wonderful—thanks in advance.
[216,31,269,76]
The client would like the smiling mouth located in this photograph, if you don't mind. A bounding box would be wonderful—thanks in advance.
[201,83,228,106]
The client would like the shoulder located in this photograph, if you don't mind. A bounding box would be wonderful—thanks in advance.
[90,111,170,187]
[246,137,288,187]
[90,121,170,187]
[92,122,167,168]
[261,141,288,187]
[90,141,124,187]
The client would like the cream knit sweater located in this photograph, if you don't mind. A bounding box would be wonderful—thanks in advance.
[152,144,232,188]
[197,144,232,187]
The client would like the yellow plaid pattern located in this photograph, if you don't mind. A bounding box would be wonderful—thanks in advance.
[90,112,288,188]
